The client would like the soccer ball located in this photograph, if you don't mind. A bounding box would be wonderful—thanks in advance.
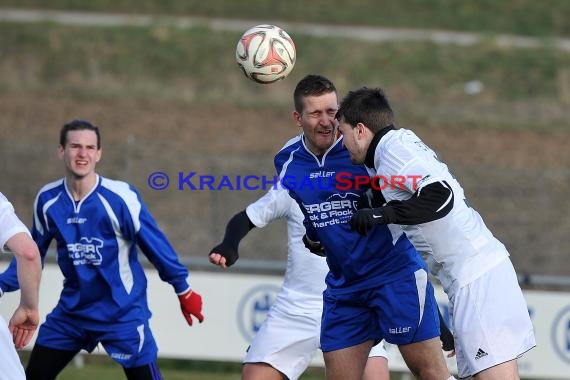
[235,24,296,84]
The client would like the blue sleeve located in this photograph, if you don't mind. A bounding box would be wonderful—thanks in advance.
[134,194,190,294]
[0,256,19,294]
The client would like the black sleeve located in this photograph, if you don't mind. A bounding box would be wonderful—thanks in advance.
[209,210,255,266]
[381,181,454,225]
[221,210,256,250]
[438,307,455,351]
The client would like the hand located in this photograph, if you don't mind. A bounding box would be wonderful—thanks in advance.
[302,234,326,257]
[357,188,386,209]
[178,289,204,326]
[349,208,386,235]
[439,322,455,352]
[8,306,39,350]
[209,242,239,268]
[438,307,455,354]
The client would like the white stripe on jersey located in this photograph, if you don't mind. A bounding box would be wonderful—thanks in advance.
[40,193,61,236]
[33,179,63,236]
[98,193,134,294]
[414,269,428,326]
[101,178,142,233]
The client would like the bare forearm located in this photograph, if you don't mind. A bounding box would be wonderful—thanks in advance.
[7,233,41,310]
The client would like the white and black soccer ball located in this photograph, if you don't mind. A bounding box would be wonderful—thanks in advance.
[235,24,296,84]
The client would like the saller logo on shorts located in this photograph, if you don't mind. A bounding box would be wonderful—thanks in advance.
[389,326,411,334]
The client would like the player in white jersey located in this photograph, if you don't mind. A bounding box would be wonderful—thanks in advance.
[208,187,390,380]
[0,192,42,380]
[336,86,536,379]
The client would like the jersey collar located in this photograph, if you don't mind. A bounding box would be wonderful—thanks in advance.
[364,125,396,169]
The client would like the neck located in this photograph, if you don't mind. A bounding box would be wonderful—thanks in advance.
[66,173,98,201]
[364,125,396,168]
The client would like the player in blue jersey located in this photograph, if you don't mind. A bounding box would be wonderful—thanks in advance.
[0,120,204,380]
[209,187,391,380]
[336,86,535,379]
[274,75,455,380]
[0,192,42,380]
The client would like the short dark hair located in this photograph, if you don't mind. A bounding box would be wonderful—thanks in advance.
[336,87,394,133]
[60,119,101,149]
[293,74,337,113]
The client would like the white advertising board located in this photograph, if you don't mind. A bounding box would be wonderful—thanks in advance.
[1,265,569,378]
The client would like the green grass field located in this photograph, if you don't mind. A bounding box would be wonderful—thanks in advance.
[1,21,569,132]
[17,353,331,379]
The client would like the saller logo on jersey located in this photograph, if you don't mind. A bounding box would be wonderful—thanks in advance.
[67,237,104,266]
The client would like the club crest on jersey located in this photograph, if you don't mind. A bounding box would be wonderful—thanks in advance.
[67,237,104,266]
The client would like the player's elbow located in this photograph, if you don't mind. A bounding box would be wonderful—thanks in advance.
[19,245,40,262]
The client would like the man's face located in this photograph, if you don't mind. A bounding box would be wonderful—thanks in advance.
[58,130,101,179]
[294,92,339,156]
[338,119,366,164]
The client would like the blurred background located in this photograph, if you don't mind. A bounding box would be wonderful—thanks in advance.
[0,1,569,378]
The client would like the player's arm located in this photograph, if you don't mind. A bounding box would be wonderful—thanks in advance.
[209,210,255,268]
[437,307,455,353]
[5,232,41,349]
[301,216,326,257]
[0,196,50,294]
[210,187,292,266]
[350,181,454,235]
[132,190,204,326]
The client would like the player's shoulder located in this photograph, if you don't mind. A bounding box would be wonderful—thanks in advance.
[35,179,65,201]
[276,134,302,154]
[99,177,141,204]
[378,128,426,158]
[100,176,134,191]
[274,134,303,169]
[381,127,418,146]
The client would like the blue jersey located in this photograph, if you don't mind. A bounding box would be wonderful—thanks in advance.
[0,175,189,328]
[275,135,425,294]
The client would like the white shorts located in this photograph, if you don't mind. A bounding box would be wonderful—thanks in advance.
[244,300,388,380]
[451,258,536,378]
[0,316,26,380]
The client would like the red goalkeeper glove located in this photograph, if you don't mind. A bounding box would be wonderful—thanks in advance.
[178,289,204,326]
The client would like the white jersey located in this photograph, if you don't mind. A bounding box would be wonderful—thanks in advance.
[0,193,30,380]
[0,193,31,250]
[246,187,329,308]
[370,129,509,293]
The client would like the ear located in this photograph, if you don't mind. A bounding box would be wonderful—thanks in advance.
[356,123,368,139]
[57,145,65,159]
[95,148,102,163]
[293,110,302,128]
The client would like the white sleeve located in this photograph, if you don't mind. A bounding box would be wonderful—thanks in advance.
[376,130,449,194]
[246,187,293,228]
[0,193,31,251]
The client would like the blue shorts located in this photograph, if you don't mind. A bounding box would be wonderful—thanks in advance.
[320,268,440,352]
[36,314,158,368]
